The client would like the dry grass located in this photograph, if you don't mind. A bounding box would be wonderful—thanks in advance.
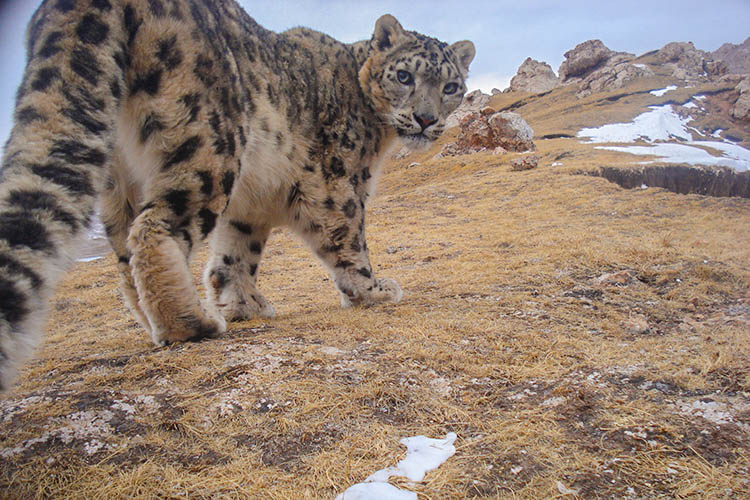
[2,84,750,498]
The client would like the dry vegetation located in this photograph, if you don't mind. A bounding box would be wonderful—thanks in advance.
[2,84,749,499]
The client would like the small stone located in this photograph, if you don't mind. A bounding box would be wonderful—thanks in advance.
[510,155,539,171]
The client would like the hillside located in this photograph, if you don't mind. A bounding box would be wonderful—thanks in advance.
[2,57,750,499]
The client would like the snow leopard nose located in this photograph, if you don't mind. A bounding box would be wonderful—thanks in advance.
[414,113,437,131]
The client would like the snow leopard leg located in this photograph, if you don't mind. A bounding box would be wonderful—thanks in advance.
[99,148,151,336]
[295,187,402,308]
[204,219,274,321]
[125,156,234,346]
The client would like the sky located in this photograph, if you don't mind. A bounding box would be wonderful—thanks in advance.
[0,0,749,146]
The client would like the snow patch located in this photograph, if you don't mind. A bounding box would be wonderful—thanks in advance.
[577,105,692,143]
[336,433,457,500]
[596,143,749,171]
[649,85,677,97]
[578,103,750,171]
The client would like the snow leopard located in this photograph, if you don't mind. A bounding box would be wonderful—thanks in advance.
[0,0,474,389]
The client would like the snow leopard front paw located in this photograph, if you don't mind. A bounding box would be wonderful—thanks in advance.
[339,277,403,308]
[215,291,275,321]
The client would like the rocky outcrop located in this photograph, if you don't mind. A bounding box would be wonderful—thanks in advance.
[509,58,560,93]
[653,42,728,79]
[557,40,655,97]
[558,40,615,82]
[712,37,750,74]
[733,77,750,121]
[445,89,491,128]
[500,37,743,100]
[439,107,535,156]
[577,54,654,97]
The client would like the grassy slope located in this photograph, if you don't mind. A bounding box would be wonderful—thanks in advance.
[1,85,749,498]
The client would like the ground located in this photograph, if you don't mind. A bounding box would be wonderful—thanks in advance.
[1,83,749,499]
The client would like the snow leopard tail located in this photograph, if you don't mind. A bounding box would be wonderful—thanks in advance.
[0,0,129,390]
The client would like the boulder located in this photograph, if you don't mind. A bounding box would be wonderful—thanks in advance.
[439,108,535,157]
[445,89,491,128]
[509,58,560,93]
[653,41,727,79]
[486,112,535,151]
[557,40,657,97]
[558,40,614,82]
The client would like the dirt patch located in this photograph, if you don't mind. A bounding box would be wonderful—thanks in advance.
[461,450,546,497]
[235,424,343,470]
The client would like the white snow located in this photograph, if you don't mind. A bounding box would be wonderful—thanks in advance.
[578,102,750,171]
[712,129,723,138]
[692,141,750,168]
[338,482,416,500]
[683,101,698,109]
[596,143,749,171]
[650,85,677,97]
[577,105,692,143]
[336,433,457,500]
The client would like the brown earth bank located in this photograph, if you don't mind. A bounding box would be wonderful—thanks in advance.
[589,165,750,198]
[2,79,750,498]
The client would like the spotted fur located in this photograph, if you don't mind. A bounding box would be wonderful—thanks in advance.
[0,1,474,390]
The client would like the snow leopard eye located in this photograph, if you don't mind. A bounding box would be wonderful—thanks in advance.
[397,70,413,85]
[443,82,459,95]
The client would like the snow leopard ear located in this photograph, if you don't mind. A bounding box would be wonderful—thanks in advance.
[450,40,476,77]
[372,14,407,52]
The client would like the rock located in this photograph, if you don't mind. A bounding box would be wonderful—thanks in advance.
[653,41,727,80]
[491,88,503,95]
[445,89,491,128]
[440,109,535,157]
[558,40,615,82]
[509,57,560,93]
[557,39,658,97]
[732,77,750,121]
[654,41,703,65]
[577,55,654,97]
[486,112,535,151]
[510,155,539,171]
[703,59,728,77]
[711,36,750,74]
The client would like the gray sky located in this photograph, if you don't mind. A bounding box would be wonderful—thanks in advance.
[1,0,749,145]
